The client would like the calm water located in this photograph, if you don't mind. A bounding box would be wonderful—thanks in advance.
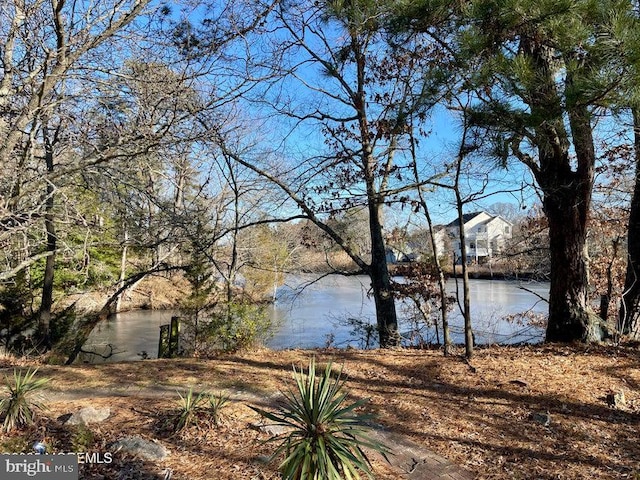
[81,275,549,363]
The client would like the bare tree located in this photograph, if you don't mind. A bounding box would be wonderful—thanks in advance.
[211,0,423,347]
[432,119,480,359]
[0,0,153,345]
[1,0,276,356]
[620,109,640,339]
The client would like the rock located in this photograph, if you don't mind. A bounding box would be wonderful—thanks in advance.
[249,422,288,436]
[65,406,111,425]
[111,436,168,461]
[606,391,626,409]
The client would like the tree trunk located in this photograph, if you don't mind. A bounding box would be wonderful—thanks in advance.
[544,196,601,341]
[455,193,473,358]
[368,200,399,348]
[38,128,56,348]
[410,130,451,354]
[115,225,129,313]
[426,227,451,354]
[620,108,640,340]
[39,201,55,347]
[599,237,619,322]
[521,39,602,343]
[432,234,451,355]
[353,32,399,348]
[542,103,602,342]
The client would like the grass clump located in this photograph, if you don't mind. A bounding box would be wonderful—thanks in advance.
[251,359,389,480]
[171,387,229,433]
[207,392,229,426]
[0,435,31,453]
[172,387,207,433]
[0,368,49,432]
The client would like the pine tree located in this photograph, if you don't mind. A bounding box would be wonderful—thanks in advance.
[399,0,640,341]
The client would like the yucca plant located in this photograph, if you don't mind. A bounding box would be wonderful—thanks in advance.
[0,368,50,432]
[251,359,389,480]
[173,387,208,433]
[207,392,229,426]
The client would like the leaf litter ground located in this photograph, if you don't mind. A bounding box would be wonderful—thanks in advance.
[1,343,639,479]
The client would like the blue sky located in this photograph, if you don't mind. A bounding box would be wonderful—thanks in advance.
[165,0,542,228]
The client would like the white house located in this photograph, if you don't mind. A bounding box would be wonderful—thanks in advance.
[445,211,513,263]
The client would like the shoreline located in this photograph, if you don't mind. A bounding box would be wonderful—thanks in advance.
[389,263,548,282]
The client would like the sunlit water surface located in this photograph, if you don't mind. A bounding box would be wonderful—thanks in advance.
[81,275,548,363]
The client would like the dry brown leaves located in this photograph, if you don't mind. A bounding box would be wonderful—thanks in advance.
[1,344,639,479]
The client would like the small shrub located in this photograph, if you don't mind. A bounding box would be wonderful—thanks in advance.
[172,387,208,433]
[251,359,389,480]
[169,388,230,433]
[181,302,274,355]
[207,392,229,426]
[70,424,95,451]
[0,368,49,432]
[343,316,378,349]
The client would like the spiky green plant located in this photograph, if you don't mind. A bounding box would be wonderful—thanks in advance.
[251,359,389,480]
[0,368,50,432]
[207,392,229,426]
[173,387,208,433]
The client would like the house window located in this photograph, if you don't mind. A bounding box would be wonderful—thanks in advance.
[470,243,475,249]
[505,226,510,234]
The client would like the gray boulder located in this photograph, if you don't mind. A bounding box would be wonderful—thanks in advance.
[111,436,168,461]
[66,406,111,425]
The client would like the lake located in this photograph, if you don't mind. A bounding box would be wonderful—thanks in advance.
[81,275,549,363]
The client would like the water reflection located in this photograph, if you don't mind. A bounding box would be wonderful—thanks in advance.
[270,275,548,349]
[81,276,549,363]
[80,310,178,363]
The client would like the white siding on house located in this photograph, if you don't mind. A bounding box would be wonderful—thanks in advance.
[445,211,513,263]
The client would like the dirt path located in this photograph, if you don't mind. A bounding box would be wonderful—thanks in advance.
[45,385,475,480]
[7,345,639,479]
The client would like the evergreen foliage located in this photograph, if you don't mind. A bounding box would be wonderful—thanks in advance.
[0,369,49,432]
[172,387,209,433]
[251,359,389,480]
[170,387,229,433]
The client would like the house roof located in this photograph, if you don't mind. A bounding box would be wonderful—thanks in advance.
[486,215,513,226]
[445,211,486,227]
[445,211,513,228]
